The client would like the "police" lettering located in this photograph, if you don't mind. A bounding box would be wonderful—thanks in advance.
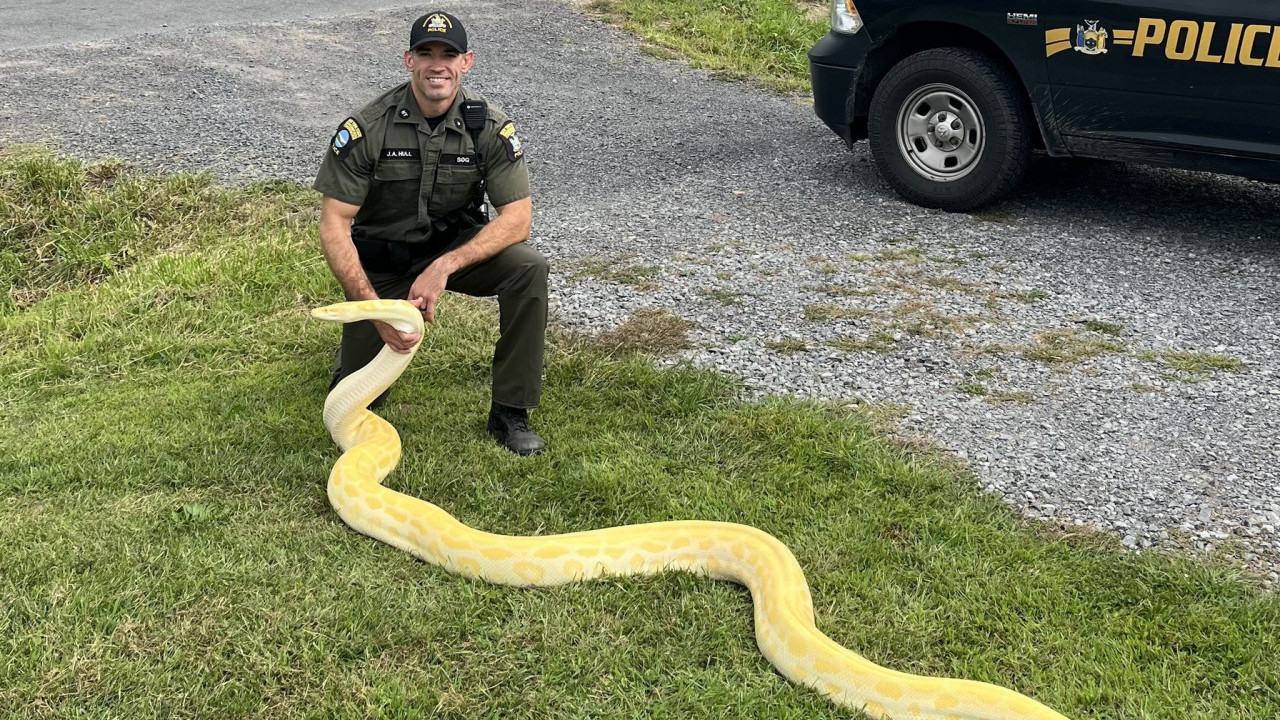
[1133,17,1280,67]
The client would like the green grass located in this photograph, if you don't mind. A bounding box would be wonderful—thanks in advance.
[3,153,1280,719]
[699,288,741,306]
[1139,349,1248,380]
[871,248,927,265]
[829,331,899,355]
[987,390,1037,405]
[1024,329,1127,365]
[0,148,310,314]
[589,0,829,93]
[803,283,879,298]
[1001,289,1051,304]
[1082,319,1125,337]
[569,257,661,291]
[803,304,869,322]
[764,338,809,354]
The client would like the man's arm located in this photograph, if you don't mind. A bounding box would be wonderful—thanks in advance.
[408,196,533,324]
[319,196,421,352]
[319,196,376,301]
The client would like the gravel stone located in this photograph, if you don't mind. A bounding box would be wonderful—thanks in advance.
[1,0,1276,583]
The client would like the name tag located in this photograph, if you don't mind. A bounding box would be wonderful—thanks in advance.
[380,148,420,161]
[441,154,477,165]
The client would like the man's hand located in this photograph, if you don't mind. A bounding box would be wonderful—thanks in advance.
[373,319,421,354]
[404,199,533,324]
[408,260,451,324]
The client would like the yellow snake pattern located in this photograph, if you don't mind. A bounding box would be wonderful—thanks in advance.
[313,299,1070,720]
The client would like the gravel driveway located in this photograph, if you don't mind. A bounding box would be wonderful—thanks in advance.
[2,0,1277,582]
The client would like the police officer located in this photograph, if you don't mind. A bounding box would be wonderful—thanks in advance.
[314,11,548,456]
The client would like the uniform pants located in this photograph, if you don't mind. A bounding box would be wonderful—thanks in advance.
[338,235,548,409]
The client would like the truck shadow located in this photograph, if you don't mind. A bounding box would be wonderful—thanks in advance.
[1008,156,1279,255]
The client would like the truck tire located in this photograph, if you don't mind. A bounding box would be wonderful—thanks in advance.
[867,47,1031,211]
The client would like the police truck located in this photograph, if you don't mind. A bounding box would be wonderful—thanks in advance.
[809,1,1280,210]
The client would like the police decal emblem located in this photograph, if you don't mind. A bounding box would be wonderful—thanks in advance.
[1074,19,1108,54]
[331,117,364,159]
[498,121,523,162]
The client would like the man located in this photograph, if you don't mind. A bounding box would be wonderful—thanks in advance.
[314,11,548,456]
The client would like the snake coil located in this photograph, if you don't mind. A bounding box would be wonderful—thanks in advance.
[312,299,1068,720]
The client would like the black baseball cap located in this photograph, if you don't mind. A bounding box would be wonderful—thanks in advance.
[409,12,467,52]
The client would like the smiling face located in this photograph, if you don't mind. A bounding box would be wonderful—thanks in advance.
[403,43,474,116]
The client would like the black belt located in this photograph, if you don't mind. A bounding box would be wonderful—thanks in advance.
[353,210,487,274]
[352,237,437,274]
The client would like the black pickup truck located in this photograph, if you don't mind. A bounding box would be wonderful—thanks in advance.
[809,1,1280,210]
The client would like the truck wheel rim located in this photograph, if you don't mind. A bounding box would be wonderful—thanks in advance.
[895,83,985,182]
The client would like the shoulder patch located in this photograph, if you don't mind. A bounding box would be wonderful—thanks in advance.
[330,117,365,160]
[497,121,523,162]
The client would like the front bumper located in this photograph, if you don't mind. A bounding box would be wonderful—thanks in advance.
[808,30,873,145]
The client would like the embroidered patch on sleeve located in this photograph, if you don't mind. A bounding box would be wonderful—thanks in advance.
[331,117,365,160]
[497,121,524,162]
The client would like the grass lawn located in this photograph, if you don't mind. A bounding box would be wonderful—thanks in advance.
[2,21,1279,717]
[587,0,830,93]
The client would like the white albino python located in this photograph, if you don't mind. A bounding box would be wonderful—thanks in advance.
[312,299,1070,720]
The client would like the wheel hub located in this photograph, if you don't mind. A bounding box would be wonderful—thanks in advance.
[894,83,986,182]
[929,112,964,148]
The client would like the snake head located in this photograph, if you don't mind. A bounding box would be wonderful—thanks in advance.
[311,299,425,335]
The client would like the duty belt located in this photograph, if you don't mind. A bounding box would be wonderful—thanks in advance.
[351,209,486,274]
[351,236,437,274]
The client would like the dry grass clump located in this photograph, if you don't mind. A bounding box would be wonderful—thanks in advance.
[594,307,692,355]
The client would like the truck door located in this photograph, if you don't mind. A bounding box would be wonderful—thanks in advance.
[1041,0,1280,156]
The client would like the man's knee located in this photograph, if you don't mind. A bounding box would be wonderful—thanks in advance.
[501,244,548,296]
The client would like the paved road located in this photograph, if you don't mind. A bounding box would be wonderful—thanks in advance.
[0,0,403,48]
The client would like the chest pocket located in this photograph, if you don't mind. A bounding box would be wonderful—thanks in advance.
[433,163,482,214]
[371,155,421,217]
[374,160,421,182]
[436,163,481,185]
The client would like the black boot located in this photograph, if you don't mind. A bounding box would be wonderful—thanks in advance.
[487,403,545,456]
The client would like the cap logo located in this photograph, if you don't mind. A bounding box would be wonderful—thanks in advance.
[424,14,451,32]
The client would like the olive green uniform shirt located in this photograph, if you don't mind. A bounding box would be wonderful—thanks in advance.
[313,83,530,250]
